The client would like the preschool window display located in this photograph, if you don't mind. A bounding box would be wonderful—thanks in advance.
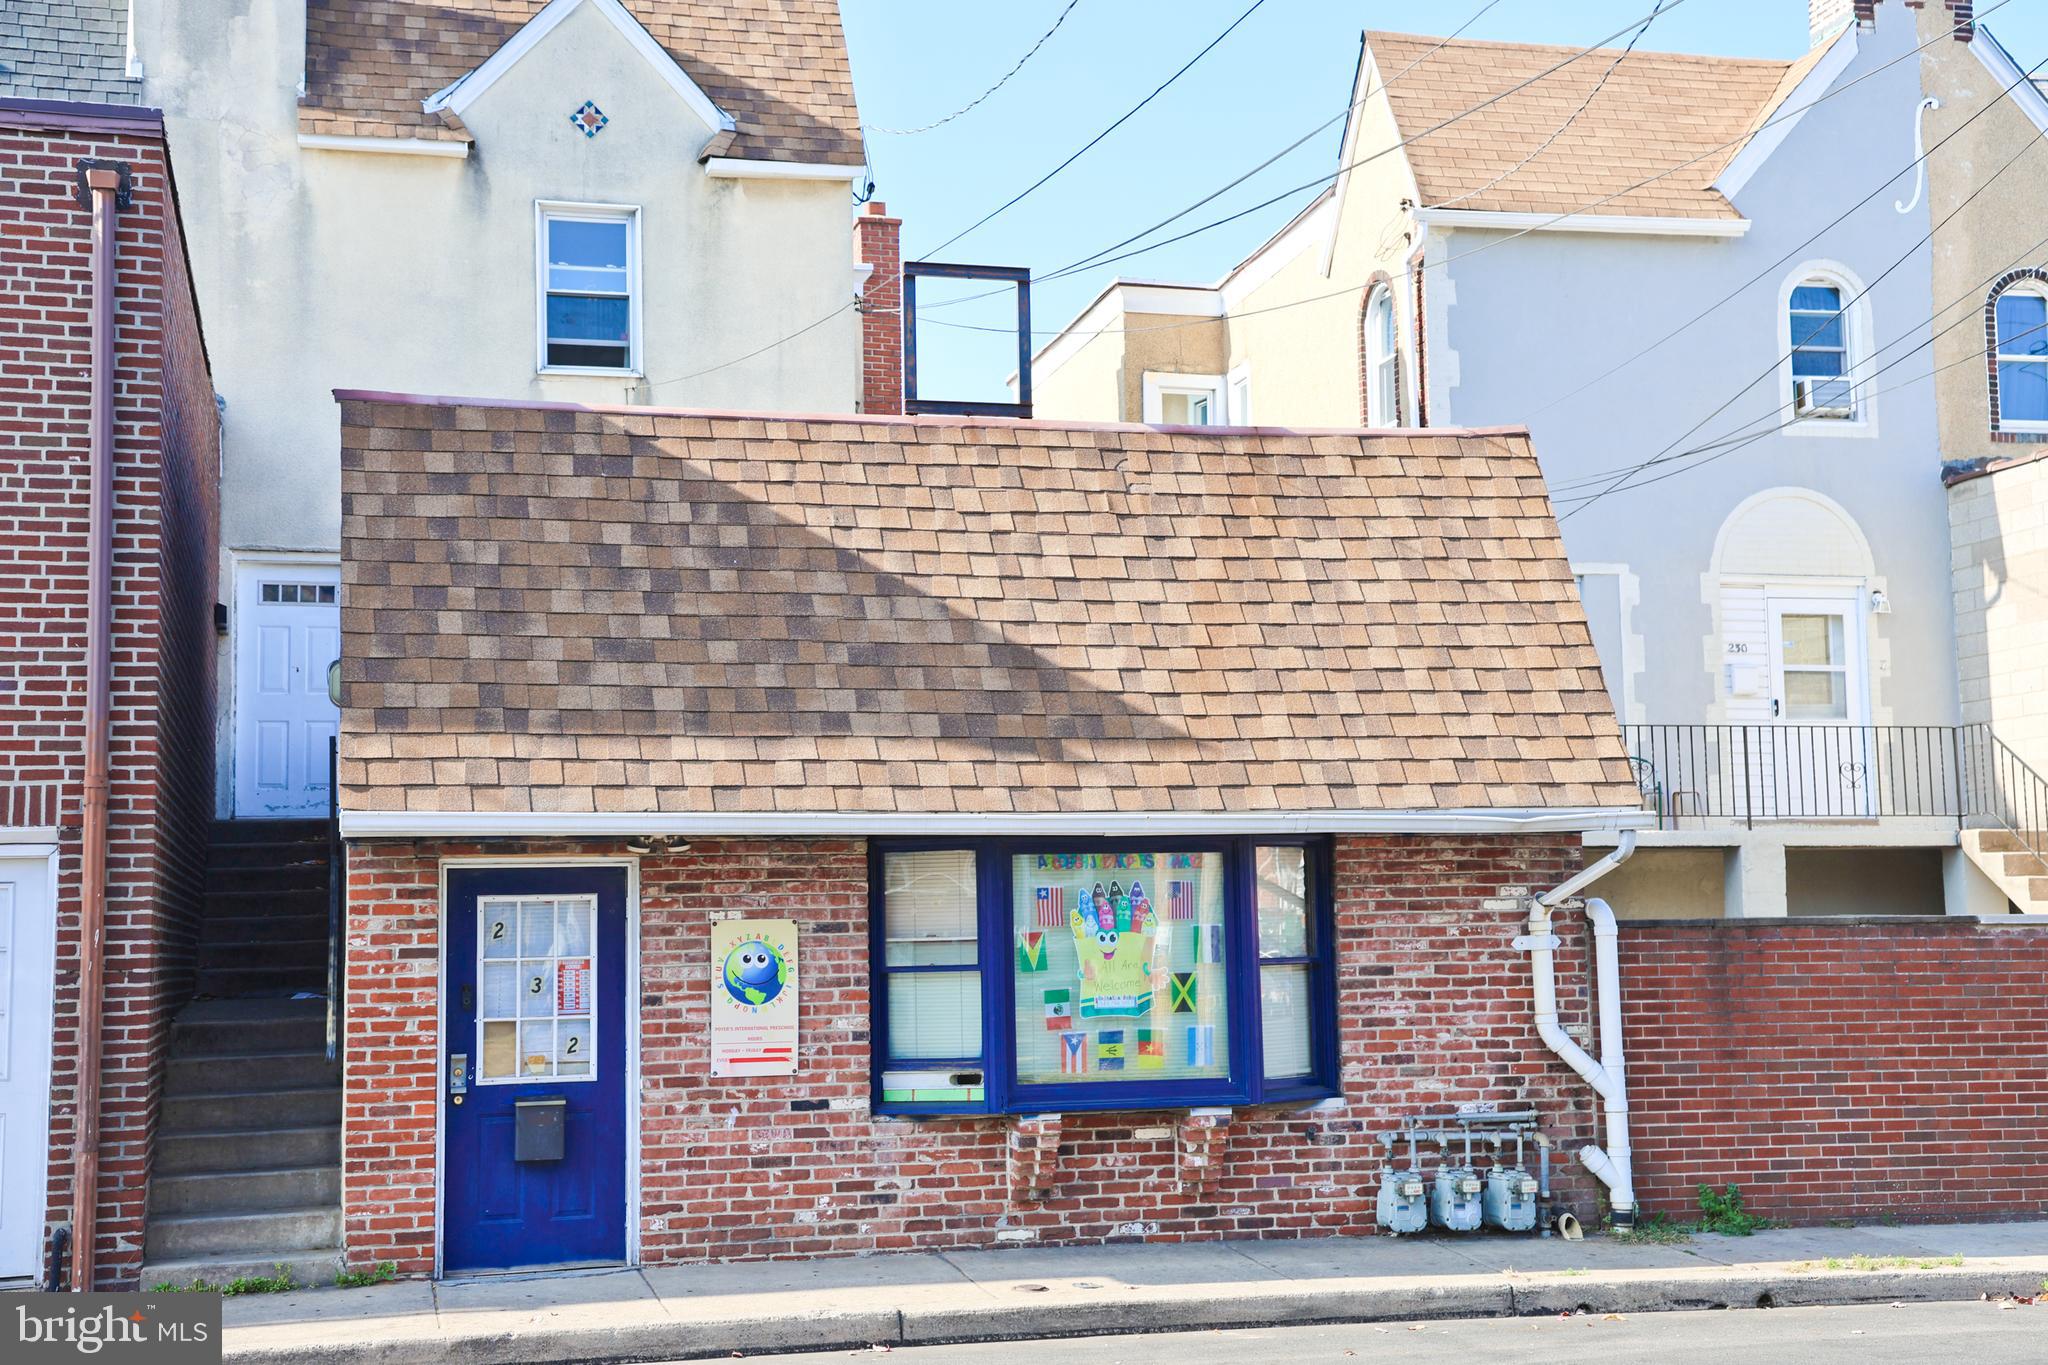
[870,839,1337,1115]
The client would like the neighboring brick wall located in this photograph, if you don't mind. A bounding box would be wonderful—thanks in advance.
[342,833,1605,1271]
[853,201,902,415]
[1621,919,2048,1224]
[0,109,217,1287]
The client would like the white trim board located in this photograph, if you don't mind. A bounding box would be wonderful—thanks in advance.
[298,134,470,160]
[701,158,865,182]
[1412,207,1751,239]
[422,0,734,136]
[1974,23,2048,137]
[343,807,1656,839]
[1714,26,1859,204]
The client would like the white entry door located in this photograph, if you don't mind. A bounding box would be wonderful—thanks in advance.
[0,853,54,1283]
[1765,594,1871,818]
[235,561,341,817]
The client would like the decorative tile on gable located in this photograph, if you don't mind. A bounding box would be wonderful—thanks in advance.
[570,100,609,139]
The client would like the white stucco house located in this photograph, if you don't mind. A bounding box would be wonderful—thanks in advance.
[133,0,872,817]
[1030,0,2043,918]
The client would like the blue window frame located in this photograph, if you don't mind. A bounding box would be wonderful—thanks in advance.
[870,837,1338,1115]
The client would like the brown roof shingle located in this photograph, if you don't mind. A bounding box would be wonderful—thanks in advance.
[337,398,1640,819]
[1370,28,1827,221]
[301,0,863,163]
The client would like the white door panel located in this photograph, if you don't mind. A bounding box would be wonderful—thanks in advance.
[0,856,54,1282]
[235,562,342,817]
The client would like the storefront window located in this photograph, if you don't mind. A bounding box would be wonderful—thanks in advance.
[1010,851,1230,1086]
[871,839,1335,1114]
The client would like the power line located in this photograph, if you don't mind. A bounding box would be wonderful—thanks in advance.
[918,0,1273,259]
[866,0,1085,136]
[923,0,2008,364]
[1559,49,2046,521]
[1430,0,1671,211]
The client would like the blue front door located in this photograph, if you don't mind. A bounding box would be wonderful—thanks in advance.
[443,866,628,1273]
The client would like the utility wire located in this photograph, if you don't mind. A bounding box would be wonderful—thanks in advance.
[920,0,2004,356]
[918,0,1272,259]
[866,0,1085,136]
[1430,0,1671,210]
[1559,49,2047,521]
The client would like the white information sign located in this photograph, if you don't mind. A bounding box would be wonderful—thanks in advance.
[710,918,799,1077]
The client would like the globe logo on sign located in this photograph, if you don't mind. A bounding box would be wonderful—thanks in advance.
[722,939,787,1007]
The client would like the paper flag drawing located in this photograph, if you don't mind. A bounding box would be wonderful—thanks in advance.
[1096,1029,1126,1071]
[1016,931,1048,972]
[1196,923,1223,964]
[1044,988,1072,1029]
[1061,1030,1088,1074]
[1035,886,1065,927]
[1187,1024,1216,1067]
[1170,971,1197,1013]
[1168,880,1196,920]
[1137,1028,1164,1068]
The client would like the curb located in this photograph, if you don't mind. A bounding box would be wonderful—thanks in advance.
[223,1266,2046,1364]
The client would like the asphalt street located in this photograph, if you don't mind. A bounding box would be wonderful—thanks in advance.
[722,1299,2048,1363]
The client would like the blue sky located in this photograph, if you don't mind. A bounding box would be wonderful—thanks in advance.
[839,0,2048,402]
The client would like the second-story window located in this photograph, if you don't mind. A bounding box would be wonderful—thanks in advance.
[1788,279,1854,420]
[539,204,639,373]
[1364,286,1397,425]
[1995,283,2048,430]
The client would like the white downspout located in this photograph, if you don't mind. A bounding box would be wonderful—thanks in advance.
[1526,831,1638,1227]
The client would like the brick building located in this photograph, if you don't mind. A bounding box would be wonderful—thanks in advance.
[0,96,219,1287]
[333,394,1657,1274]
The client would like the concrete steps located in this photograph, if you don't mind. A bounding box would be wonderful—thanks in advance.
[1958,828,2048,913]
[194,818,332,1000]
[144,995,342,1291]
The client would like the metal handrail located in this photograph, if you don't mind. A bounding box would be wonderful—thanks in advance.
[1622,724,1967,828]
[327,735,342,1064]
[1959,723,2048,873]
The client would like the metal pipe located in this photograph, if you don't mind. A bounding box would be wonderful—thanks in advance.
[70,163,122,1292]
[1527,832,1639,1227]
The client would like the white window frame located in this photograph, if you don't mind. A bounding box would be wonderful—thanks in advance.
[1776,261,1876,439]
[1141,371,1226,426]
[536,200,643,377]
[1226,363,1252,425]
[1364,286,1397,426]
[1993,280,2048,433]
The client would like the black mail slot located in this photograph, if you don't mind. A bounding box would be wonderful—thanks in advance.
[514,1095,567,1162]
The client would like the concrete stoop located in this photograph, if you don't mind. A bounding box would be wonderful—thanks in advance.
[1959,828,2048,912]
[216,1224,2048,1365]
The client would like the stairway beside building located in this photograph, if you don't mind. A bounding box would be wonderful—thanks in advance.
[143,821,343,1288]
[1959,828,2048,915]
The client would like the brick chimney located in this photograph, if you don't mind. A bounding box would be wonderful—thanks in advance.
[1822,1,1974,45]
[854,200,903,415]
[1809,0,1854,45]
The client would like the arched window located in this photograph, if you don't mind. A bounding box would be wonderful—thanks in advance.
[1788,278,1854,420]
[1364,286,1397,426]
[1994,280,2048,431]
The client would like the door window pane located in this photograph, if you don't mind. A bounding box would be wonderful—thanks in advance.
[1780,614,1843,666]
[476,894,598,1082]
[1010,852,1229,1086]
[1785,670,1847,719]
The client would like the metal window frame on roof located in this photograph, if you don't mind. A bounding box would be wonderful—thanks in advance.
[903,261,1032,419]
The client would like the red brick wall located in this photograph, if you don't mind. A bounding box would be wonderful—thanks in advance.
[1621,919,2048,1224]
[0,109,218,1286]
[854,201,902,415]
[342,833,1604,1271]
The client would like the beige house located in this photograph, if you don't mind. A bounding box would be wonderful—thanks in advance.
[1032,3,2042,920]
[134,0,870,816]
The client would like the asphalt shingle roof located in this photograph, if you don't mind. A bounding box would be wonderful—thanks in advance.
[1369,28,1834,220]
[337,397,1639,819]
[0,0,140,105]
[300,0,863,163]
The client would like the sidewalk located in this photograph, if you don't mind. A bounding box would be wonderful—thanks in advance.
[221,1220,2048,1364]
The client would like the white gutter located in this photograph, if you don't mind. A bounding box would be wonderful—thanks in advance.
[297,134,470,159]
[340,806,1655,841]
[1525,830,1638,1227]
[701,158,867,182]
